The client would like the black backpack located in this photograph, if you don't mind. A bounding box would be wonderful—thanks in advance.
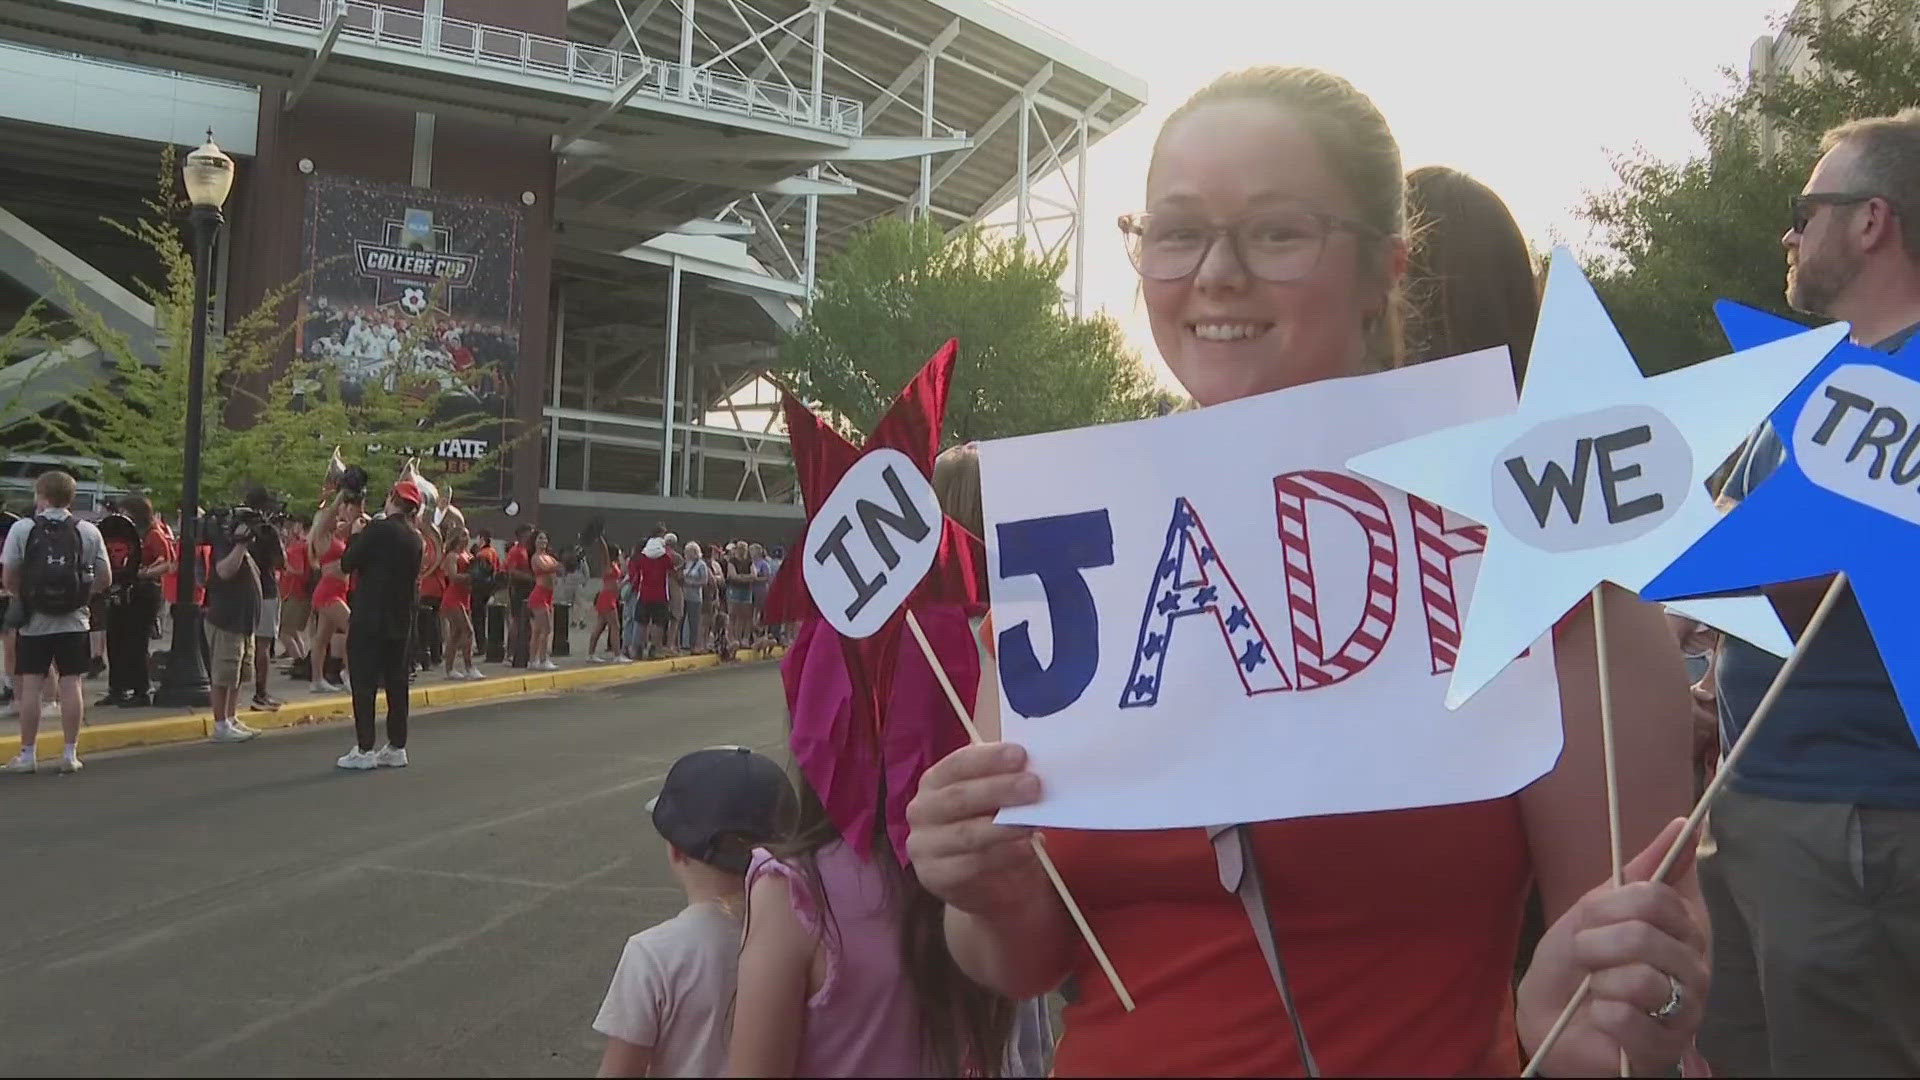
[468,551,498,597]
[21,514,92,616]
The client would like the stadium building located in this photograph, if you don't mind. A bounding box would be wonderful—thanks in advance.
[0,0,1144,543]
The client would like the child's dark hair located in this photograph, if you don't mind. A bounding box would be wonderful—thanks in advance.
[703,831,763,876]
[771,771,1014,1075]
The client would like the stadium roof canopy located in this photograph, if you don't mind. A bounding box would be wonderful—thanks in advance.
[562,0,1147,267]
[0,0,1147,284]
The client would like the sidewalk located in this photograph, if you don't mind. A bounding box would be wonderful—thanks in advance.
[1,644,778,760]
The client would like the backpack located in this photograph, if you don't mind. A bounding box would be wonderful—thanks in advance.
[98,512,141,591]
[21,514,92,616]
[468,551,498,597]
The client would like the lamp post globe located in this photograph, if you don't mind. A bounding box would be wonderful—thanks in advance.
[182,135,234,209]
[154,132,235,709]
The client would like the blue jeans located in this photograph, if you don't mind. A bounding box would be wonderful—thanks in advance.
[622,598,642,655]
[681,599,702,650]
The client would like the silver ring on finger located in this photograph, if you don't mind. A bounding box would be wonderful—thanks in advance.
[1646,973,1683,1023]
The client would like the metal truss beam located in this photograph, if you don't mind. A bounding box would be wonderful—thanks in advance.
[560,239,810,299]
[844,180,968,223]
[699,5,809,74]
[561,143,858,195]
[557,200,757,237]
[284,5,346,111]
[828,7,1117,130]
[746,6,814,81]
[928,63,1052,193]
[570,134,963,163]
[748,195,805,278]
[553,66,653,149]
[610,0,670,45]
[864,17,961,128]
[972,90,1105,231]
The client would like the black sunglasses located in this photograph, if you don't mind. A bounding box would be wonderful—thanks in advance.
[1791,192,1885,234]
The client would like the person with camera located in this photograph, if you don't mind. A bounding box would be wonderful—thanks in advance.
[203,507,266,745]
[3,471,113,775]
[239,488,285,713]
[335,480,425,770]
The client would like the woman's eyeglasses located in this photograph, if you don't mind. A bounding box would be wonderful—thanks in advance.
[1118,204,1381,283]
[1791,192,1885,234]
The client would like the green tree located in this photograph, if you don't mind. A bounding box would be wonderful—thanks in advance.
[1577,0,1920,371]
[775,217,1164,442]
[9,152,510,512]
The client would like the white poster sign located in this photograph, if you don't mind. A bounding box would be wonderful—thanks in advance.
[979,350,1563,830]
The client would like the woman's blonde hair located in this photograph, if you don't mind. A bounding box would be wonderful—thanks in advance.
[932,443,983,540]
[1152,66,1408,367]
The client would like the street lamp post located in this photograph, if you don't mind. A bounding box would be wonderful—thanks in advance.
[154,134,234,709]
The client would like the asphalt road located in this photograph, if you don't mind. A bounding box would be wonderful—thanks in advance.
[0,663,788,1077]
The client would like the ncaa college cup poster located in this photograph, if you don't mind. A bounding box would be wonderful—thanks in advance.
[295,174,526,500]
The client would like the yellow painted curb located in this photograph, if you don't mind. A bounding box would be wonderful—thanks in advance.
[0,649,780,759]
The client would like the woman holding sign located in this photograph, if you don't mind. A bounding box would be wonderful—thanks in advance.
[907,67,1707,1077]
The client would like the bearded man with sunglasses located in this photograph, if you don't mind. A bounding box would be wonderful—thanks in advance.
[1698,110,1920,1077]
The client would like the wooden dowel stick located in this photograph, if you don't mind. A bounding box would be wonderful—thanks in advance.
[1589,586,1629,1078]
[1592,585,1627,890]
[1523,573,1853,1076]
[903,609,1137,1013]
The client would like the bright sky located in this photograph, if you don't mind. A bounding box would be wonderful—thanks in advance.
[996,0,1798,383]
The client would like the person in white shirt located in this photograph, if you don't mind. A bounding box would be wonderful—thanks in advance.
[3,471,112,775]
[595,747,796,1078]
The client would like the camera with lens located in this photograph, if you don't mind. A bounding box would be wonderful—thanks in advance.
[202,504,268,544]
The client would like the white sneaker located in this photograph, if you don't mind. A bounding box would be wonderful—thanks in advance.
[335,747,377,770]
[58,752,82,774]
[542,660,561,671]
[211,719,258,743]
[466,665,485,680]
[613,654,633,664]
[446,667,467,681]
[374,744,409,768]
[587,653,606,664]
[5,750,36,774]
[231,717,261,736]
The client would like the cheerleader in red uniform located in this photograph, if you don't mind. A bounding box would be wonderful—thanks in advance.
[439,524,478,680]
[586,543,624,663]
[526,530,560,672]
[308,492,360,694]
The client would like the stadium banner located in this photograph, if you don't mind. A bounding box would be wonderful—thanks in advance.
[295,174,525,501]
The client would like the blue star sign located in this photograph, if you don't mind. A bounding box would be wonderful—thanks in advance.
[1642,301,1920,737]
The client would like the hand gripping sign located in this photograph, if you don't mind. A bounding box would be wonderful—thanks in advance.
[770,340,1135,1010]
[765,340,987,857]
[1520,305,1899,1076]
[1342,263,1845,1079]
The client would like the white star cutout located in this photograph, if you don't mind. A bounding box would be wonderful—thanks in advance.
[1348,248,1848,708]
